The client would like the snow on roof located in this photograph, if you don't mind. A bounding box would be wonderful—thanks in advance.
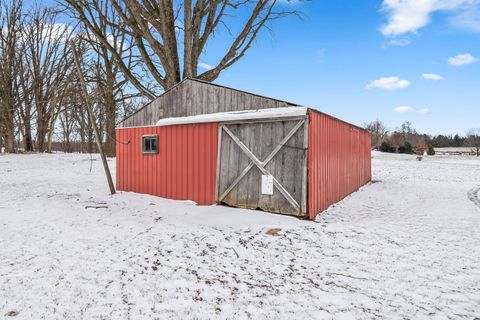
[155,107,308,126]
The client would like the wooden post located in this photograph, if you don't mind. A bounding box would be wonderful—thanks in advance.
[71,42,116,195]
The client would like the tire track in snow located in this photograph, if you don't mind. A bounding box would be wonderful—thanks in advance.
[467,185,480,209]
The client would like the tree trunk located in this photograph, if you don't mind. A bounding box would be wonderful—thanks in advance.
[80,121,86,153]
[104,90,116,157]
[87,115,94,154]
[3,112,15,153]
[24,116,34,152]
[5,125,15,153]
[63,134,72,153]
[46,130,53,153]
[36,115,47,152]
[46,110,60,153]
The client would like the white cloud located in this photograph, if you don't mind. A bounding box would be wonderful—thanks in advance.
[198,62,213,70]
[393,106,431,113]
[81,30,126,50]
[419,107,431,114]
[449,2,480,31]
[44,23,73,42]
[380,0,480,36]
[6,22,73,44]
[395,106,414,113]
[448,53,478,66]
[384,37,412,47]
[422,73,444,80]
[366,76,411,90]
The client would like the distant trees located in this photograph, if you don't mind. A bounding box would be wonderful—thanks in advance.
[0,2,82,154]
[0,1,142,155]
[398,141,413,154]
[365,120,474,155]
[364,119,388,148]
[72,0,139,157]
[465,129,480,157]
[427,144,435,156]
[0,0,302,155]
[430,134,465,148]
[24,6,75,153]
[379,141,394,153]
[365,121,427,154]
[388,123,424,154]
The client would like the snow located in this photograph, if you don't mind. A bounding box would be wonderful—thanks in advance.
[154,107,308,126]
[436,147,474,152]
[1,152,480,319]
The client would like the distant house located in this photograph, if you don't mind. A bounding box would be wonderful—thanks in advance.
[116,78,371,220]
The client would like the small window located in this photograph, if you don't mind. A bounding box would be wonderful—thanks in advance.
[142,135,158,154]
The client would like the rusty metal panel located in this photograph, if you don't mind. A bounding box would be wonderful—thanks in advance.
[116,123,218,205]
[308,110,372,220]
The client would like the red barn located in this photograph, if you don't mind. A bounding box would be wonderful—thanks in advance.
[116,78,371,220]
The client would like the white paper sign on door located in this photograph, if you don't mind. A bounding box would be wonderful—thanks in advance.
[261,175,274,195]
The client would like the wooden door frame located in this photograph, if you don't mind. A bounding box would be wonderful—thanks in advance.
[215,116,309,216]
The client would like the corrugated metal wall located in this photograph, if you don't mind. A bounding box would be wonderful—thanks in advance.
[116,110,370,218]
[308,110,371,219]
[116,123,218,205]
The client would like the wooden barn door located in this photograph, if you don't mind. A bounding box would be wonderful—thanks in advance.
[216,118,308,217]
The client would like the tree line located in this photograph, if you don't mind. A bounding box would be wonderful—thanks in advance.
[0,0,142,155]
[365,120,480,155]
[0,0,301,156]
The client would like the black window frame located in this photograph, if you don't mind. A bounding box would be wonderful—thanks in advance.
[142,135,159,154]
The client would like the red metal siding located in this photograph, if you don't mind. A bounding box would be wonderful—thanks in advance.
[116,123,218,205]
[308,110,371,219]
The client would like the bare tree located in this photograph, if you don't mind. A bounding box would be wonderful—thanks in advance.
[465,129,480,157]
[61,39,95,153]
[0,0,24,153]
[76,0,138,157]
[65,0,303,98]
[17,54,35,152]
[1,1,302,154]
[58,70,86,153]
[364,119,388,148]
[23,6,75,152]
[58,104,76,153]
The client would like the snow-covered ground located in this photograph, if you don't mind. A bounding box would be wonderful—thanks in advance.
[435,147,475,152]
[1,152,479,319]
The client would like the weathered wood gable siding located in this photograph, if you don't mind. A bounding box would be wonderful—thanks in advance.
[120,79,296,127]
[217,118,308,217]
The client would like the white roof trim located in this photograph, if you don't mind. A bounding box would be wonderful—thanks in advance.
[155,107,308,126]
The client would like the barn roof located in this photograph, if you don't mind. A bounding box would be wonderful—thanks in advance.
[155,107,308,126]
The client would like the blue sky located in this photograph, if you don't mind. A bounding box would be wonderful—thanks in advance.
[203,0,480,135]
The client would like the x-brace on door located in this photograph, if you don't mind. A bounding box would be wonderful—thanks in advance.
[216,117,308,217]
